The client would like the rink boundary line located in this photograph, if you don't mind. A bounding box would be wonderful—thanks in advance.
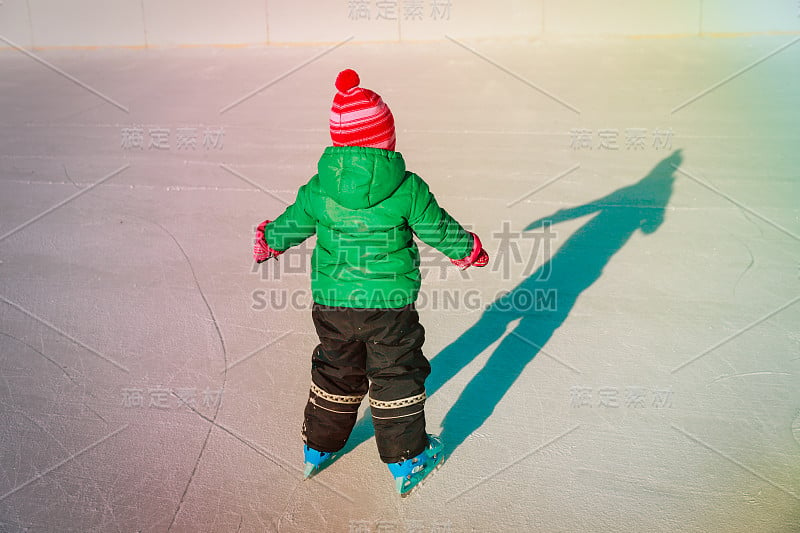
[3,31,800,52]
[3,177,794,212]
[4,129,800,142]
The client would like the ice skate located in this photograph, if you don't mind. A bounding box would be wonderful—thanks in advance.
[387,435,445,497]
[303,445,334,479]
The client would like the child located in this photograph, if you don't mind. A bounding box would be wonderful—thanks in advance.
[253,69,488,496]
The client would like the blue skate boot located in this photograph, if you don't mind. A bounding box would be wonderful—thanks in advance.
[303,445,333,479]
[387,435,445,497]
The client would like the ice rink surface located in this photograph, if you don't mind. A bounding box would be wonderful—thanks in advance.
[0,36,798,532]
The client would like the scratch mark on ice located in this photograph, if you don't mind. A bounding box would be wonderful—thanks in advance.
[62,164,81,190]
[0,424,128,503]
[731,235,755,296]
[172,391,354,502]
[141,220,229,532]
[275,481,303,531]
[0,331,108,424]
[709,371,792,384]
[0,330,73,380]
[672,424,800,501]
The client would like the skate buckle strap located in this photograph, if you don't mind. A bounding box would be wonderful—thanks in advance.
[310,383,365,404]
[369,391,426,409]
[388,435,445,496]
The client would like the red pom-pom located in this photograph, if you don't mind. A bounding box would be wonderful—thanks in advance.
[335,69,360,93]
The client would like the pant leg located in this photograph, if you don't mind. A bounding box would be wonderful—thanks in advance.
[302,304,369,453]
[363,305,431,463]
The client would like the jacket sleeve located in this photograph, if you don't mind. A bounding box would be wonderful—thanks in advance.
[262,182,317,252]
[407,173,473,260]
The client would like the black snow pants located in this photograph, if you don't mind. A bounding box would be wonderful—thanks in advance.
[302,303,430,463]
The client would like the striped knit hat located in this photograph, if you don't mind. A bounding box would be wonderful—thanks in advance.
[330,69,396,151]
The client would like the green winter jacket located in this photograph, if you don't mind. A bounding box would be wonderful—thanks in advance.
[263,145,473,308]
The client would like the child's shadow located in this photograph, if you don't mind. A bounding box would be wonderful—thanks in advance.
[342,150,682,458]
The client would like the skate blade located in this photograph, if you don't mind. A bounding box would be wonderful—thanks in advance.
[303,454,337,480]
[399,455,445,499]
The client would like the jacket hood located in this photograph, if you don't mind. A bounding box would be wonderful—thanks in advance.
[317,146,407,210]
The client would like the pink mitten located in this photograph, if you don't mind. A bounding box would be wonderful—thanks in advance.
[253,220,283,263]
[451,232,489,270]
